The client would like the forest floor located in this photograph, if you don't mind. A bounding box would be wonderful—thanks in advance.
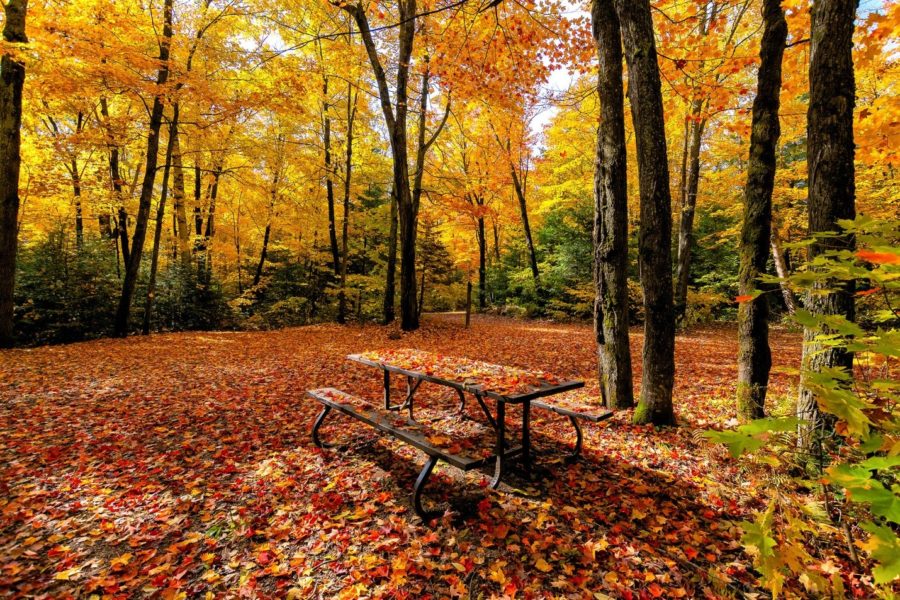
[0,315,871,598]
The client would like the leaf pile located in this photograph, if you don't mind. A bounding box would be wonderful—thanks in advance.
[1,316,871,598]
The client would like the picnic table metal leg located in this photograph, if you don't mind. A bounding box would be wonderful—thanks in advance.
[490,401,506,489]
[397,377,423,420]
[456,389,466,413]
[311,406,333,448]
[413,455,442,521]
[474,393,498,431]
[522,401,531,478]
[568,415,583,459]
[383,370,391,410]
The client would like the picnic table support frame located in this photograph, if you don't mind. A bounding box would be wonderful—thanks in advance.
[413,455,441,521]
[312,406,333,448]
[383,370,391,409]
[490,401,506,489]
[568,415,583,459]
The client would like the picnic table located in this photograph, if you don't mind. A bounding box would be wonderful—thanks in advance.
[308,349,613,521]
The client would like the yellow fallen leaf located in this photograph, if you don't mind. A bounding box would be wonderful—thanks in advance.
[535,558,553,572]
[55,567,81,581]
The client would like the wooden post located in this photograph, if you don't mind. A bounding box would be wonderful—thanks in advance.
[465,281,472,328]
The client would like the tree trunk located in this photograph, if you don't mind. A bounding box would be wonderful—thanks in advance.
[477,212,486,310]
[254,169,279,288]
[113,0,172,337]
[323,76,340,275]
[798,0,858,447]
[71,157,83,248]
[770,227,797,314]
[142,116,177,335]
[509,164,540,288]
[674,105,706,320]
[337,80,358,324]
[344,0,419,330]
[417,263,426,319]
[592,0,634,410]
[171,114,191,267]
[384,191,398,324]
[736,0,787,421]
[0,0,27,348]
[615,0,676,425]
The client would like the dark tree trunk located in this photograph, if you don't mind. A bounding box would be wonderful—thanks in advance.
[798,0,858,446]
[510,164,540,288]
[193,164,202,235]
[592,0,633,410]
[100,97,131,263]
[142,116,177,335]
[338,80,358,324]
[254,169,279,288]
[736,0,787,421]
[477,212,486,310]
[113,0,172,337]
[323,76,341,275]
[614,0,676,425]
[171,115,191,267]
[71,157,83,248]
[674,106,706,320]
[0,0,27,348]
[383,191,398,324]
[345,0,419,330]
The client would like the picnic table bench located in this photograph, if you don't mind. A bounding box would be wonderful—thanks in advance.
[308,349,613,521]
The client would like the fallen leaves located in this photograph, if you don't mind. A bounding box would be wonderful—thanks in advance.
[0,315,861,598]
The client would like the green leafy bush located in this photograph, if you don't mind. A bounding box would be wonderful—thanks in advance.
[704,216,899,596]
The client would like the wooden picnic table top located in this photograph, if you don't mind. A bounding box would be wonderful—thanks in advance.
[348,349,584,404]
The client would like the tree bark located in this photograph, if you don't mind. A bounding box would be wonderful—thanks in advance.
[337,80,358,324]
[383,190,398,324]
[113,0,172,337]
[736,0,786,421]
[322,75,340,275]
[614,0,676,425]
[343,0,419,330]
[674,105,706,320]
[142,115,177,335]
[509,160,540,288]
[0,0,27,348]
[592,0,634,410]
[171,117,191,267]
[798,0,858,446]
[254,168,279,288]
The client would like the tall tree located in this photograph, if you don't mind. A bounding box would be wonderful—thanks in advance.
[614,0,676,425]
[736,0,787,421]
[339,0,421,330]
[0,0,27,347]
[143,113,178,335]
[797,0,858,445]
[113,0,173,337]
[591,0,633,410]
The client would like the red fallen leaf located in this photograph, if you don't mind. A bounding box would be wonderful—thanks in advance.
[648,582,664,598]
[257,551,272,566]
[855,287,881,297]
[684,546,698,560]
[856,249,899,264]
[735,294,754,303]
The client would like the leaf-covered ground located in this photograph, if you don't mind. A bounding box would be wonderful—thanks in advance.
[0,315,865,598]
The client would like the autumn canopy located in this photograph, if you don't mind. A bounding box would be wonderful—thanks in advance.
[0,0,898,597]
